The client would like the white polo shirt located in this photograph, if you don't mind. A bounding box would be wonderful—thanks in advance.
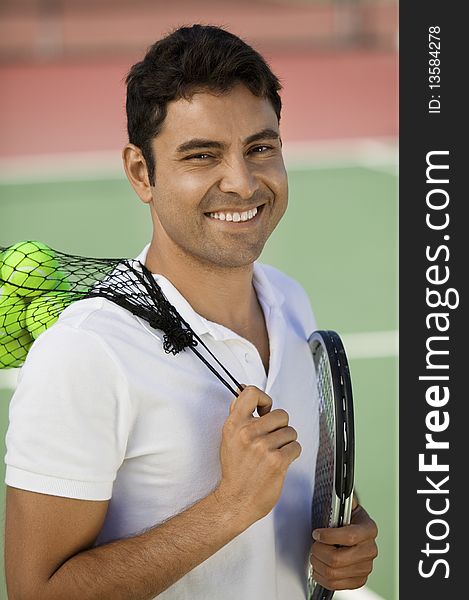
[5,245,319,600]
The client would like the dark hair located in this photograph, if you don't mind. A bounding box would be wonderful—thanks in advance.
[125,24,282,185]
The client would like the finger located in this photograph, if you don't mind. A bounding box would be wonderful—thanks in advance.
[313,513,378,547]
[256,402,272,417]
[255,390,273,417]
[351,504,377,530]
[262,425,298,450]
[230,386,272,420]
[230,383,246,412]
[311,538,378,569]
[278,439,302,463]
[252,408,290,434]
[311,551,375,582]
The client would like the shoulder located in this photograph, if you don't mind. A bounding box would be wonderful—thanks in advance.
[12,297,133,442]
[57,295,137,333]
[21,296,136,379]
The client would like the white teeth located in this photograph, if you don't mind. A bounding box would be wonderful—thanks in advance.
[207,206,259,222]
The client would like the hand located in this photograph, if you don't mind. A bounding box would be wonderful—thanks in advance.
[310,503,378,591]
[215,385,302,527]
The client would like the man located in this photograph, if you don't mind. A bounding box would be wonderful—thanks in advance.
[5,24,377,599]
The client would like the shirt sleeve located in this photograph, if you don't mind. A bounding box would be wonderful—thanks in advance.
[4,323,131,501]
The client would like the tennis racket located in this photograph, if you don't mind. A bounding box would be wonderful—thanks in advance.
[307,330,355,600]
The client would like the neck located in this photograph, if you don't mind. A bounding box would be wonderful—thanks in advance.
[144,236,259,335]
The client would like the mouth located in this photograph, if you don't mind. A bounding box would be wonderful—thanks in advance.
[204,203,265,224]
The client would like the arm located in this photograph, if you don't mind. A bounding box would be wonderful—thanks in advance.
[6,386,300,600]
[5,485,245,600]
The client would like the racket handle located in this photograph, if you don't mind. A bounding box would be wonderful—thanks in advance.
[311,586,335,600]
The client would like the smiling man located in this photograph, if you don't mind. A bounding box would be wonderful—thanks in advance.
[5,25,377,600]
[125,82,287,373]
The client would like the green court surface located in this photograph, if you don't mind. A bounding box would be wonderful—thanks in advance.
[0,162,397,599]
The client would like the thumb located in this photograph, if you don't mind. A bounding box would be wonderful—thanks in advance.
[230,384,246,413]
[230,386,272,420]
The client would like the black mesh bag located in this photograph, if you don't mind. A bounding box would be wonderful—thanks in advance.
[0,240,240,395]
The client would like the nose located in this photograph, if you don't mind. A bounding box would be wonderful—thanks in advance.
[217,156,260,200]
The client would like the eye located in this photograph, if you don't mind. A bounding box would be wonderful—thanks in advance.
[185,153,212,161]
[249,145,272,154]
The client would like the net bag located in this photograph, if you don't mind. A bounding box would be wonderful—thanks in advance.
[0,240,196,369]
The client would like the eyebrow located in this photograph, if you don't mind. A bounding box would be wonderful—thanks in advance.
[175,128,280,154]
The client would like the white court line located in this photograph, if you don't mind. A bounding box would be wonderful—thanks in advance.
[283,137,398,175]
[342,330,398,360]
[0,137,398,184]
[0,150,124,184]
[0,368,19,390]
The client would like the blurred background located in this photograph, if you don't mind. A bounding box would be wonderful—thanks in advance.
[0,1,398,598]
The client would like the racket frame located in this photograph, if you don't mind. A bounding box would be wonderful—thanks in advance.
[307,330,355,600]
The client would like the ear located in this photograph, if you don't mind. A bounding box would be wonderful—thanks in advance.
[122,143,153,204]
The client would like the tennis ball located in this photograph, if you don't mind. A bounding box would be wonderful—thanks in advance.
[1,240,70,297]
[25,292,70,340]
[0,330,33,369]
[0,289,28,343]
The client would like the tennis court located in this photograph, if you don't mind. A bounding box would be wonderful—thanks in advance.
[0,143,397,599]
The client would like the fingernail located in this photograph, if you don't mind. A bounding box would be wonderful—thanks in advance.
[312,530,320,541]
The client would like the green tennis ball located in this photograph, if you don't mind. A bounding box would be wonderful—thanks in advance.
[1,240,70,297]
[25,293,70,340]
[0,289,28,344]
[0,330,33,368]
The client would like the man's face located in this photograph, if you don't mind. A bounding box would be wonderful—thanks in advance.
[148,84,288,269]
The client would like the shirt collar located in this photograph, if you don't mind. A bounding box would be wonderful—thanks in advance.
[134,244,285,340]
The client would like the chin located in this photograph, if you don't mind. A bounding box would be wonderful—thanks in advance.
[210,248,264,269]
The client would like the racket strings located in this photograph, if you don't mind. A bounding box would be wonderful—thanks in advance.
[312,352,336,530]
